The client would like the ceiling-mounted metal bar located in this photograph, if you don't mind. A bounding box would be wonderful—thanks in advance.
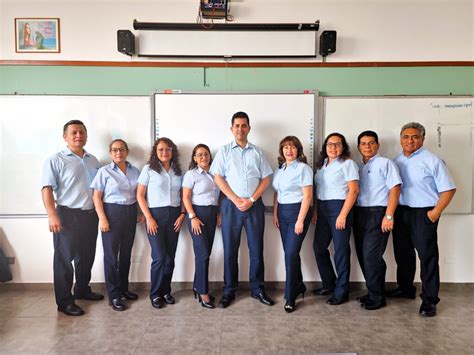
[133,20,319,31]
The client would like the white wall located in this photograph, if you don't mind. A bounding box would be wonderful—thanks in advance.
[1,214,472,283]
[0,0,472,61]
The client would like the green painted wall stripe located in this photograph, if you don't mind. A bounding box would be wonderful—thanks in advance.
[1,66,472,96]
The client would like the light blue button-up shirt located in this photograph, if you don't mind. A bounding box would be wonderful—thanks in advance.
[182,167,220,206]
[273,160,313,204]
[394,147,455,208]
[210,140,273,198]
[42,147,99,210]
[314,158,359,201]
[90,161,140,205]
[137,164,182,208]
[357,154,402,207]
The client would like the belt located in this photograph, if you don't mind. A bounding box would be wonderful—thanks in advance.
[357,206,386,212]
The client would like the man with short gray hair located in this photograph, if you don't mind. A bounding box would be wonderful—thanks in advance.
[388,122,456,317]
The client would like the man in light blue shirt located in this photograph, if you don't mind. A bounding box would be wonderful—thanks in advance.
[389,122,456,317]
[210,111,274,308]
[353,130,402,311]
[41,120,103,317]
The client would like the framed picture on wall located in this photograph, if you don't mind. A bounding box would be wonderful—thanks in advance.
[15,18,60,53]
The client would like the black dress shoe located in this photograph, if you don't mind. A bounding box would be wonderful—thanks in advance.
[419,302,437,317]
[326,295,349,305]
[313,287,334,296]
[362,299,387,310]
[386,287,416,299]
[151,296,165,309]
[122,291,138,301]
[200,297,215,309]
[193,290,215,303]
[58,303,85,316]
[75,291,104,301]
[218,295,234,308]
[163,294,175,304]
[251,291,275,306]
[284,301,296,313]
[357,294,369,303]
[109,298,126,311]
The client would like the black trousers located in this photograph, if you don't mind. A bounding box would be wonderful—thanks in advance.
[187,205,218,295]
[101,203,137,301]
[313,200,353,299]
[392,205,440,304]
[353,206,389,303]
[147,206,181,300]
[53,206,98,308]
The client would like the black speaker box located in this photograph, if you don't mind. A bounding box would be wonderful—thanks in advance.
[319,30,337,57]
[117,30,135,55]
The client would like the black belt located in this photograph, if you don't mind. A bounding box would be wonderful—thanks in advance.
[357,206,386,212]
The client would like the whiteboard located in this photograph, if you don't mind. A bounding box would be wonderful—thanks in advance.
[0,95,152,215]
[154,92,317,206]
[324,96,473,214]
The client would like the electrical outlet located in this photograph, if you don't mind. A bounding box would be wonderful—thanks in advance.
[6,257,15,264]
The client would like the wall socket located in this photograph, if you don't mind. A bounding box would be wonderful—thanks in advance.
[6,257,15,264]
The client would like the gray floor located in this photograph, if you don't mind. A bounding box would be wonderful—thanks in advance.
[0,286,473,354]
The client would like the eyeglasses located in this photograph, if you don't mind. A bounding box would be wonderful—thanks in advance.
[326,142,343,148]
[195,153,210,158]
[110,148,127,153]
[157,148,173,153]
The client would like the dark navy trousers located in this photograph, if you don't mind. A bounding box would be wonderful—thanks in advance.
[277,202,311,301]
[187,205,218,295]
[353,206,389,303]
[313,199,353,299]
[53,206,98,308]
[101,203,137,301]
[392,205,440,304]
[221,198,265,296]
[147,206,181,300]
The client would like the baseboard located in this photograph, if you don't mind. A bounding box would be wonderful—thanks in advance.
[0,281,472,292]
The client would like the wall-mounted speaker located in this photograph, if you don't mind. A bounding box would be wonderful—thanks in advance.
[117,30,135,56]
[319,30,337,57]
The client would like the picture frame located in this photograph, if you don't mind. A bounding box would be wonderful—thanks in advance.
[15,18,60,53]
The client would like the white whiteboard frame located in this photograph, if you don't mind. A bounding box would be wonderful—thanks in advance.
[322,95,474,215]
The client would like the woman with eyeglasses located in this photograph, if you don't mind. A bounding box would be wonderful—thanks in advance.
[272,136,313,313]
[182,144,221,309]
[91,139,143,311]
[137,138,185,309]
[312,133,359,305]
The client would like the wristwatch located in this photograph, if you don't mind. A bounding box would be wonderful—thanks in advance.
[188,213,196,219]
[385,214,393,221]
[249,196,256,204]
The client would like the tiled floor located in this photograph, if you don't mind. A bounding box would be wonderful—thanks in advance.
[0,286,473,354]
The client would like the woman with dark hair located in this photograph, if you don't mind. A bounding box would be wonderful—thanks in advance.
[312,132,359,305]
[182,144,220,309]
[91,139,143,311]
[137,137,185,309]
[272,136,313,313]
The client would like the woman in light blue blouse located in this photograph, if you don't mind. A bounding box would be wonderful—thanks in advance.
[313,133,359,305]
[91,139,143,312]
[137,138,185,309]
[272,136,313,313]
[182,144,220,309]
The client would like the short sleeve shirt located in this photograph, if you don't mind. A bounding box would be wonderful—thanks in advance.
[137,164,182,208]
[272,160,313,204]
[314,158,359,200]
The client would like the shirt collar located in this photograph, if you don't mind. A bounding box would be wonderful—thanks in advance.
[63,147,90,158]
[363,153,380,165]
[231,140,254,150]
[283,160,299,169]
[109,161,131,170]
[402,146,425,158]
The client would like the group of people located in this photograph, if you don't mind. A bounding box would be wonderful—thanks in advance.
[41,111,456,318]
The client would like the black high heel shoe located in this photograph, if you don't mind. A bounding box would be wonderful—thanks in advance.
[284,301,296,313]
[296,285,307,300]
[193,289,215,303]
[198,294,215,309]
